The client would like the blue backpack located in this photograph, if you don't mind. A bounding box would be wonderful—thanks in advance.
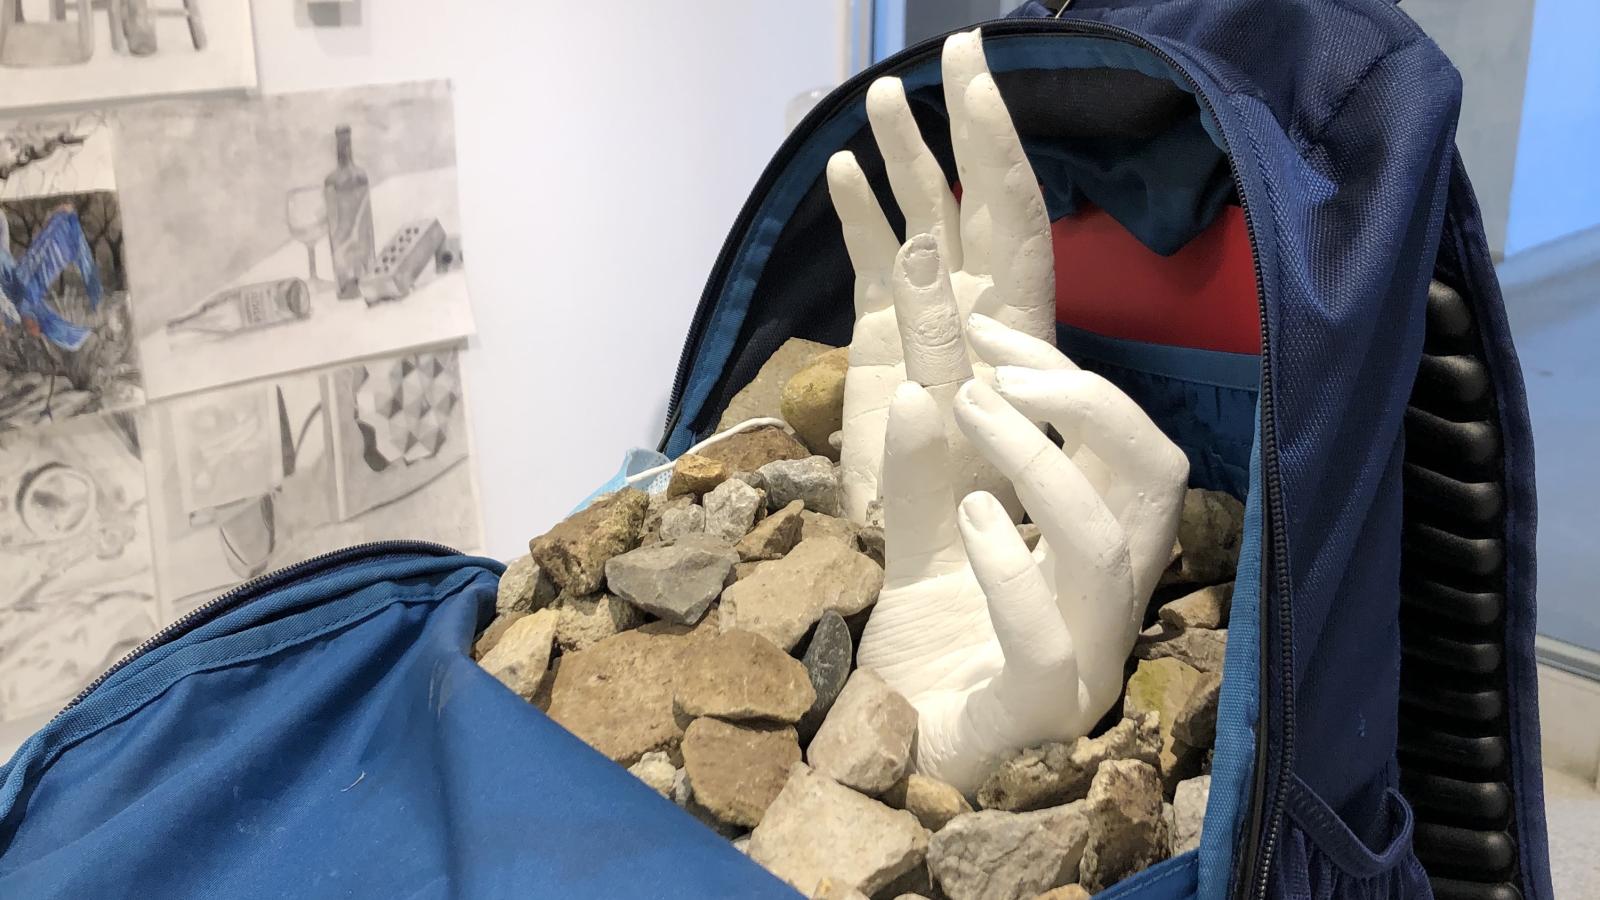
[0,2,1550,898]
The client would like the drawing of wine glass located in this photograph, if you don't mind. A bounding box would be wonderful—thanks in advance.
[285,187,331,290]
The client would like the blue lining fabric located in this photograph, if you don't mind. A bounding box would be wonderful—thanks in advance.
[667,37,1206,458]
[1058,324,1258,497]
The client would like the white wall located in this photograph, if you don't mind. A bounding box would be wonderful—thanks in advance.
[1506,0,1600,255]
[249,2,844,559]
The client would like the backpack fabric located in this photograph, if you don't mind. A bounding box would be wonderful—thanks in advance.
[0,2,1549,899]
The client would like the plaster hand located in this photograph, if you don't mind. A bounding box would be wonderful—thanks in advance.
[856,313,1189,797]
[830,27,1056,524]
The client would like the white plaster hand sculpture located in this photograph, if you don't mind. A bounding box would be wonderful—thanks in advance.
[830,28,1056,524]
[855,256,1190,796]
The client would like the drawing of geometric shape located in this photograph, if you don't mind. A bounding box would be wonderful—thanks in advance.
[400,367,427,420]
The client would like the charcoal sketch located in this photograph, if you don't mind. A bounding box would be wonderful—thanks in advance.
[1,114,143,431]
[0,410,158,725]
[0,0,257,111]
[144,344,482,617]
[116,81,477,401]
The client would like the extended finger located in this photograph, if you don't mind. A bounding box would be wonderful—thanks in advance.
[942,29,992,277]
[866,76,962,270]
[958,490,1075,681]
[827,150,900,320]
[894,233,973,388]
[962,74,1055,344]
[953,379,1129,586]
[993,366,1189,591]
[966,312,1074,372]
[881,381,964,579]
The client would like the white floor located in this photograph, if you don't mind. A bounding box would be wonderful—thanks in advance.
[1545,765,1600,897]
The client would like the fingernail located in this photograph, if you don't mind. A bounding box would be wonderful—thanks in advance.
[899,234,942,288]
[867,77,903,107]
[959,491,1007,532]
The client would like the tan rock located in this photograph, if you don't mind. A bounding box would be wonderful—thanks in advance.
[927,804,1090,900]
[551,592,645,653]
[1175,489,1245,585]
[528,489,649,595]
[977,715,1161,812]
[749,764,929,896]
[736,499,806,561]
[1123,658,1207,790]
[883,774,973,832]
[800,510,859,546]
[1134,626,1228,673]
[473,611,526,659]
[1158,582,1233,631]
[721,538,883,651]
[676,629,816,722]
[681,717,802,828]
[781,347,849,459]
[1078,759,1169,891]
[545,615,721,765]
[1173,670,1222,749]
[807,669,918,796]
[718,338,837,430]
[1035,886,1091,899]
[699,425,812,473]
[810,877,872,900]
[667,453,729,498]
[477,608,558,700]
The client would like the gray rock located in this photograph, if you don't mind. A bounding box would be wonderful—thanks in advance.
[1173,671,1222,749]
[721,538,883,651]
[748,764,929,896]
[545,615,722,765]
[1079,759,1170,891]
[477,608,559,700]
[807,669,918,796]
[1158,582,1233,631]
[496,554,557,614]
[1016,523,1043,553]
[1171,775,1209,855]
[528,489,649,595]
[759,456,844,517]
[1176,489,1245,585]
[730,470,767,492]
[671,768,693,806]
[640,493,694,545]
[883,773,973,832]
[473,611,525,658]
[977,715,1162,812]
[1134,626,1228,673]
[667,453,729,498]
[797,611,855,743]
[605,538,738,625]
[736,499,805,561]
[551,592,646,653]
[704,477,767,543]
[801,510,859,546]
[628,750,677,797]
[681,717,802,828]
[676,629,816,723]
[658,502,707,543]
[717,338,838,431]
[928,804,1090,900]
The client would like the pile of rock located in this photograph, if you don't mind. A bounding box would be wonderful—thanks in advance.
[475,417,1244,899]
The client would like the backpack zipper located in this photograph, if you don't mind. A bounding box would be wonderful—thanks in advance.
[48,540,463,723]
[656,19,1292,899]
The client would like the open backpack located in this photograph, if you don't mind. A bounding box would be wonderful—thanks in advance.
[0,1,1551,898]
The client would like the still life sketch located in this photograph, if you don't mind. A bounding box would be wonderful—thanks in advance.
[1,114,142,432]
[143,344,481,618]
[117,80,477,401]
[0,410,158,726]
[0,0,257,111]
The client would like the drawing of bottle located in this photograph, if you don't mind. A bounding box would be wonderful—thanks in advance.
[166,279,312,336]
[325,125,376,300]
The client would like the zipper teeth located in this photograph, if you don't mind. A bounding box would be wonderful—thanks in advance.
[50,540,460,721]
[660,19,1291,895]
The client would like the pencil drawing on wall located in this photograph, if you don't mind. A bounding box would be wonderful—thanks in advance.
[0,410,158,724]
[143,345,482,617]
[0,0,257,111]
[116,81,477,401]
[1,114,142,431]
